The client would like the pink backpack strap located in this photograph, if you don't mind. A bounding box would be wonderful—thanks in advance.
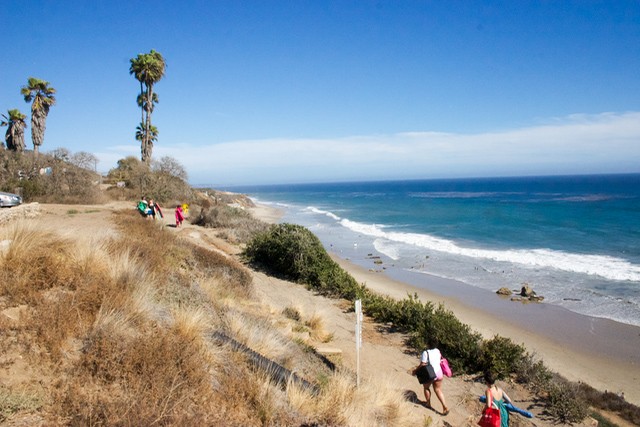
[487,389,496,409]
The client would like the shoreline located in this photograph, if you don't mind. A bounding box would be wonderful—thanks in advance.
[249,201,640,406]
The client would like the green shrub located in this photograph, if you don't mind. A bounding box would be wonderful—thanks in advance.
[515,352,552,393]
[243,223,360,298]
[479,335,526,380]
[243,223,324,282]
[545,379,589,423]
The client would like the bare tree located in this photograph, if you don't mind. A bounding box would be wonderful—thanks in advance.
[152,156,188,181]
[70,151,98,171]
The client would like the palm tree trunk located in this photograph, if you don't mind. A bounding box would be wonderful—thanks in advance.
[143,85,154,164]
[31,109,46,158]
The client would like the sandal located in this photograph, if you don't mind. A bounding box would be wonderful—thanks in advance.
[442,407,450,416]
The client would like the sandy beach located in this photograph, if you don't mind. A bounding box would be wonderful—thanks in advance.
[250,203,640,406]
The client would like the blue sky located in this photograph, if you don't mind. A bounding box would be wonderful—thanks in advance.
[2,0,639,186]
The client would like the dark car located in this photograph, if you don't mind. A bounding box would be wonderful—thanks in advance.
[0,191,22,207]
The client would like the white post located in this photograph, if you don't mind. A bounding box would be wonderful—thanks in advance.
[355,299,363,387]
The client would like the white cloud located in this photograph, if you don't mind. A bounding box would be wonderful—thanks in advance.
[99,112,640,185]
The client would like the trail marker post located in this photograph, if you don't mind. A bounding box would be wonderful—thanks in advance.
[355,299,363,387]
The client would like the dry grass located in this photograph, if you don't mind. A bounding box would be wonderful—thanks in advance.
[55,325,218,425]
[191,203,269,244]
[0,384,44,423]
[0,209,420,426]
[305,312,334,343]
[225,309,296,363]
[287,370,416,426]
[0,222,75,303]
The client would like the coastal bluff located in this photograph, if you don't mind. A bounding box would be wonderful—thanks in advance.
[0,200,634,426]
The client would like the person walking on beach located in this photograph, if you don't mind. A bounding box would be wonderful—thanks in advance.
[483,370,512,427]
[412,338,449,415]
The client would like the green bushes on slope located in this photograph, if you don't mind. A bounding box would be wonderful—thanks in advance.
[243,223,362,299]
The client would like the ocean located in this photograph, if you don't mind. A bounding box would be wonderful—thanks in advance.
[225,174,640,327]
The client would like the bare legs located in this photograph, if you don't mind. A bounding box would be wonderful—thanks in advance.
[423,379,449,415]
[422,382,432,407]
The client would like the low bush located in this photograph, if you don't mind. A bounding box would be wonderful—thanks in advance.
[514,352,552,393]
[192,204,268,243]
[283,306,302,321]
[578,383,640,425]
[545,379,590,423]
[479,335,527,380]
[243,223,361,299]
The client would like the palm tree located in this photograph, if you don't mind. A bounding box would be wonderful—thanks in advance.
[129,49,165,164]
[1,109,28,152]
[135,122,159,146]
[21,77,56,157]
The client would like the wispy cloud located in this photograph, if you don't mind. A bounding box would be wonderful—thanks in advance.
[100,112,640,185]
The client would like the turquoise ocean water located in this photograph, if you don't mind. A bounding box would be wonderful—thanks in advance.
[225,174,640,327]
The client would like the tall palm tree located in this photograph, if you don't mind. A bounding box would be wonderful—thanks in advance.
[1,109,28,152]
[129,49,165,164]
[21,77,56,157]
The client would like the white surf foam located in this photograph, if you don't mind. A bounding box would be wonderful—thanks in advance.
[305,206,342,221]
[373,239,401,261]
[339,219,640,282]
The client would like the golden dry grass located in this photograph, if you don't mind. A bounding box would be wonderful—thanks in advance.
[286,370,416,426]
[0,209,419,426]
[305,312,334,343]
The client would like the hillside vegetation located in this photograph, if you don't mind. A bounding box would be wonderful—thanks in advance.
[0,209,416,426]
